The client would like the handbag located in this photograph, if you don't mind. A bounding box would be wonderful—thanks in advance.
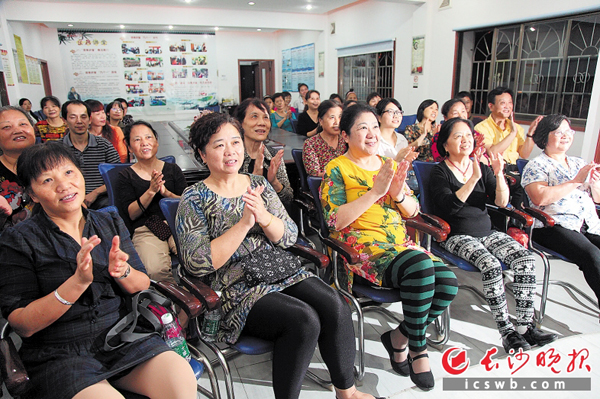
[104,289,175,351]
[144,214,172,241]
[239,241,302,287]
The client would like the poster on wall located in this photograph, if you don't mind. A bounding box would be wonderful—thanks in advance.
[411,36,425,75]
[13,35,29,84]
[58,31,217,115]
[0,49,14,86]
[281,43,315,92]
[26,56,42,85]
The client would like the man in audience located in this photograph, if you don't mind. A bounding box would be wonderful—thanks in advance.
[456,91,474,118]
[61,100,120,209]
[475,87,540,208]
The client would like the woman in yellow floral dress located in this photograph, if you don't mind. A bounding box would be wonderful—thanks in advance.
[321,104,457,391]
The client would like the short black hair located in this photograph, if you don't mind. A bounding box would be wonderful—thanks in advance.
[305,90,320,101]
[340,103,377,137]
[115,98,128,107]
[375,98,402,116]
[329,93,342,102]
[61,100,91,119]
[441,98,465,118]
[436,117,474,158]
[272,92,284,102]
[40,95,60,110]
[297,83,308,91]
[456,91,473,101]
[234,97,270,127]
[366,92,381,104]
[532,114,570,150]
[487,86,514,106]
[105,100,124,115]
[263,95,272,101]
[416,99,438,122]
[18,98,31,106]
[17,141,81,192]
[343,100,357,109]
[317,100,342,120]
[282,91,291,98]
[124,120,158,145]
[188,112,241,164]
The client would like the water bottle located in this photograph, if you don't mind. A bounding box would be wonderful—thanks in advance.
[161,313,192,361]
[200,302,222,342]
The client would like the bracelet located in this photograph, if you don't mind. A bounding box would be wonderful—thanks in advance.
[527,134,534,138]
[259,213,274,229]
[394,193,407,205]
[54,289,74,306]
[136,198,146,213]
[117,265,131,280]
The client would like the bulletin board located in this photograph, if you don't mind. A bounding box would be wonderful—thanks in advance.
[58,31,218,114]
[282,43,315,92]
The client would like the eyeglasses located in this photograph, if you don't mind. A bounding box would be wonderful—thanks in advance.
[551,128,575,138]
[111,108,123,113]
[384,109,404,116]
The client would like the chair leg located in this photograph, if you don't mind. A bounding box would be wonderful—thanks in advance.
[427,308,450,348]
[189,344,222,399]
[195,321,236,399]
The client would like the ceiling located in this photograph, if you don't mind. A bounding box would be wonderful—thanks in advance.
[21,0,361,15]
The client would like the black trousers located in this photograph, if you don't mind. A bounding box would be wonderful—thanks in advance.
[242,277,355,399]
[505,163,525,210]
[533,225,600,304]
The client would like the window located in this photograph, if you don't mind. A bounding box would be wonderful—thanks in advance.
[338,50,394,101]
[455,12,600,126]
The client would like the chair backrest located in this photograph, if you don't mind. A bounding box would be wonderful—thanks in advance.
[307,176,329,237]
[291,148,309,193]
[99,156,177,207]
[412,161,439,215]
[398,114,417,133]
[516,158,528,175]
[159,198,181,255]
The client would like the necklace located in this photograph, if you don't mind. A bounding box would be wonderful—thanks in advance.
[447,159,470,183]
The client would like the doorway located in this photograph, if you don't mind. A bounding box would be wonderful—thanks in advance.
[238,59,274,101]
[0,72,9,106]
[40,61,52,96]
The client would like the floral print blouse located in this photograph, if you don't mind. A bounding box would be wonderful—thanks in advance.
[404,123,435,162]
[302,133,347,177]
[321,155,428,292]
[176,174,311,343]
[35,119,68,142]
[521,153,600,234]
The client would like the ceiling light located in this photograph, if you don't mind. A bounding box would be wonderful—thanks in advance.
[120,25,125,29]
[185,0,191,3]
[67,24,73,27]
[529,27,536,31]
[169,25,173,30]
[257,28,261,31]
[214,26,219,31]
[306,5,313,10]
[248,1,255,5]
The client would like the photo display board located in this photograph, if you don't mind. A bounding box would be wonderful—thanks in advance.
[282,43,315,92]
[58,31,217,114]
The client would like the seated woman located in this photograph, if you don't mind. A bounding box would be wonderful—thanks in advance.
[116,98,134,127]
[329,93,343,106]
[234,98,293,209]
[296,90,321,137]
[105,100,125,128]
[302,100,347,177]
[177,112,381,399]
[375,98,417,163]
[522,114,600,308]
[404,99,438,162]
[431,98,485,163]
[263,95,274,113]
[85,99,128,163]
[0,106,36,233]
[430,118,557,354]
[19,98,40,122]
[269,93,296,133]
[344,89,357,102]
[117,121,187,284]
[35,96,68,142]
[0,142,196,399]
[321,104,458,391]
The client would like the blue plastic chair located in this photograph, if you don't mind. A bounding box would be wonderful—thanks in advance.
[398,114,417,134]
[306,176,450,381]
[517,159,599,322]
[159,198,332,398]
[290,148,319,247]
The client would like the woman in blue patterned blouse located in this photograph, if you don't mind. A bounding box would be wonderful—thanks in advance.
[177,112,382,399]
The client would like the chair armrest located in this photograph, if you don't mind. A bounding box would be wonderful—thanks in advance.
[293,197,315,213]
[419,213,451,236]
[151,280,203,319]
[286,244,329,269]
[522,207,555,227]
[0,320,30,396]
[487,205,533,227]
[405,213,449,242]
[322,237,361,264]
[178,268,221,312]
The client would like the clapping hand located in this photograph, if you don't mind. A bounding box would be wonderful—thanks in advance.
[252,143,265,176]
[149,170,165,196]
[0,196,11,217]
[267,149,284,185]
[471,147,484,181]
[389,161,410,200]
[573,163,598,185]
[395,146,418,163]
[75,235,101,285]
[242,185,267,226]
[108,236,130,279]
[489,150,505,177]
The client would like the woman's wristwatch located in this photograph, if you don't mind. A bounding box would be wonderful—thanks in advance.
[117,265,131,280]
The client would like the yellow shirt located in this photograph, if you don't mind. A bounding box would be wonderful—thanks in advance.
[476,115,525,164]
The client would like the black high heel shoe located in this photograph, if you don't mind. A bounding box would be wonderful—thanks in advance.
[380,331,409,376]
[408,353,435,391]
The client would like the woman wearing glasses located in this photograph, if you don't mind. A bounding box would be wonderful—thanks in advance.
[522,114,600,306]
[375,98,417,163]
[105,100,125,128]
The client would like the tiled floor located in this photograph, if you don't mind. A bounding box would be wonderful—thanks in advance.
[194,255,600,399]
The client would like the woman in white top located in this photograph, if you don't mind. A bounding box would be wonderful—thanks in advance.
[375,98,417,163]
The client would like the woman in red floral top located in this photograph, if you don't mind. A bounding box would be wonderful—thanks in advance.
[34,96,68,142]
[302,100,347,177]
